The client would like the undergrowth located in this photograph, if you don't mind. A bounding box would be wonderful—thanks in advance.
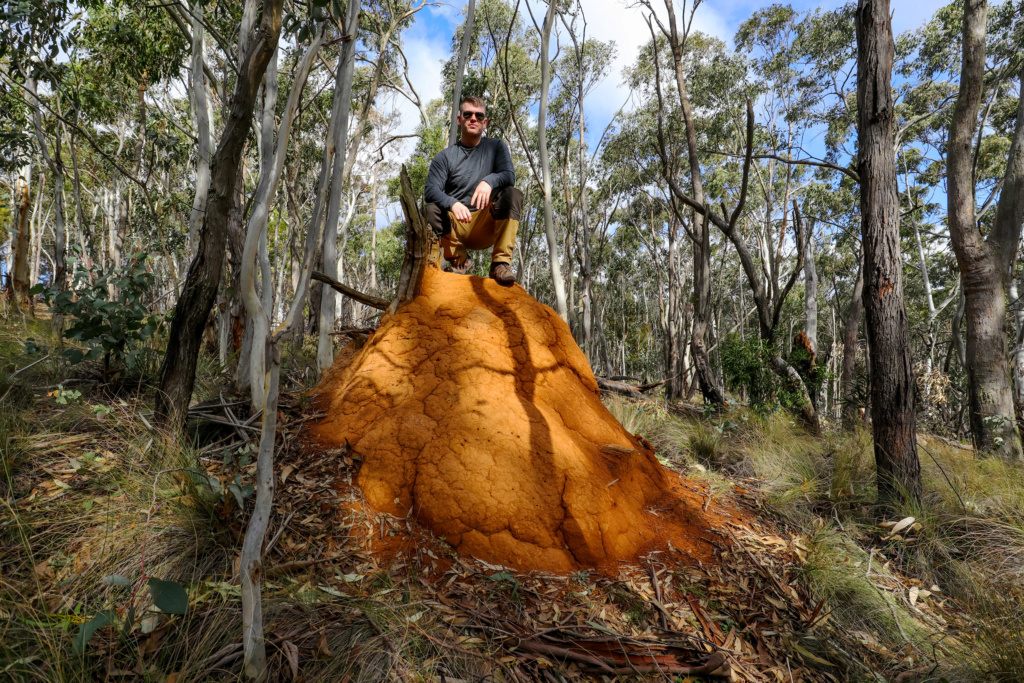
[0,312,482,681]
[605,394,1024,680]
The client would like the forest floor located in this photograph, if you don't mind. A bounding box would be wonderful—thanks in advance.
[2,311,1023,682]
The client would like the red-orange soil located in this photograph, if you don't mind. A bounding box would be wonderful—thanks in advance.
[308,267,737,573]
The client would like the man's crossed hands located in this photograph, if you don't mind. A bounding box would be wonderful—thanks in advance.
[451,180,492,223]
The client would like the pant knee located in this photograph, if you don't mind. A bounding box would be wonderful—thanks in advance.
[424,203,451,237]
[492,187,523,221]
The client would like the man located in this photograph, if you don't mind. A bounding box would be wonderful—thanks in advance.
[424,95,523,285]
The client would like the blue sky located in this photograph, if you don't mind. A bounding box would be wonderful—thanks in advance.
[392,0,954,148]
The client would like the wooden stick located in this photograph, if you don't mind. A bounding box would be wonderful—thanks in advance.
[311,271,388,310]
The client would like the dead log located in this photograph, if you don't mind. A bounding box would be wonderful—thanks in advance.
[597,376,675,397]
[310,271,388,310]
[390,164,436,314]
[311,165,436,315]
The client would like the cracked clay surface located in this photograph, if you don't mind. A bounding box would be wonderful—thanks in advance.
[308,268,725,573]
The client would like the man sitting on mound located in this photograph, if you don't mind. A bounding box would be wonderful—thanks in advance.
[424,95,523,286]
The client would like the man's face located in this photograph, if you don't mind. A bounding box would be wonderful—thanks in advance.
[457,103,487,138]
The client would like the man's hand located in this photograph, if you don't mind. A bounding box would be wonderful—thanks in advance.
[471,181,492,210]
[451,202,472,223]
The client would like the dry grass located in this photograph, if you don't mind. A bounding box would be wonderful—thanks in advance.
[605,396,1024,681]
[0,314,488,682]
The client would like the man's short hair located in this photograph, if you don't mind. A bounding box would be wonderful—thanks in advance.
[460,95,486,113]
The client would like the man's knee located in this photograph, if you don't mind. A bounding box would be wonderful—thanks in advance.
[424,202,450,237]
[491,186,523,221]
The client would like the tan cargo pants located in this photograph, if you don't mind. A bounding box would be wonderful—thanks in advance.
[425,186,524,266]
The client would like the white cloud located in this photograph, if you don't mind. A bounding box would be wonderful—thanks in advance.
[389,0,949,157]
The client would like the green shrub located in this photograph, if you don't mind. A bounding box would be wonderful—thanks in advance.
[35,250,164,377]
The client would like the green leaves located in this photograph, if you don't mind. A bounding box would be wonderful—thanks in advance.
[148,578,188,615]
[100,574,131,587]
[38,250,163,375]
[72,610,114,654]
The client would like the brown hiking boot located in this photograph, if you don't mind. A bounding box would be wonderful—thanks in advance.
[445,257,474,275]
[489,262,516,286]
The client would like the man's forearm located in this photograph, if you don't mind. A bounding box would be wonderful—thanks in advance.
[425,187,458,211]
[424,157,457,210]
[481,170,515,190]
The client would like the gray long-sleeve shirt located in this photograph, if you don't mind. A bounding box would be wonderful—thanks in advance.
[424,137,516,212]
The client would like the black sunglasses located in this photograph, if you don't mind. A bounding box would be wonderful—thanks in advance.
[461,111,486,121]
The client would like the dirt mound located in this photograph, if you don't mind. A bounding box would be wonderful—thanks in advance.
[308,268,732,572]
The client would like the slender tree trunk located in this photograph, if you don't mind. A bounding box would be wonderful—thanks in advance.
[537,0,569,321]
[448,0,476,146]
[841,253,865,428]
[9,162,32,306]
[188,0,214,253]
[947,0,1023,459]
[155,0,286,432]
[691,214,722,404]
[28,79,66,304]
[803,217,817,355]
[654,0,726,406]
[316,9,362,372]
[856,0,922,502]
[241,32,323,410]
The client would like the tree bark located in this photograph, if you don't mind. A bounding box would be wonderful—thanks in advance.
[856,0,922,503]
[448,0,476,146]
[841,252,865,428]
[8,161,32,307]
[947,0,1023,459]
[537,0,569,322]
[316,9,362,372]
[187,0,214,253]
[803,217,818,355]
[155,0,285,432]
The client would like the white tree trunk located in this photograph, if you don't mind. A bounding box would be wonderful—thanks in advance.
[28,79,66,303]
[238,7,349,676]
[803,217,817,354]
[448,0,476,146]
[187,0,214,251]
[241,33,324,410]
[537,1,569,321]
[316,19,361,372]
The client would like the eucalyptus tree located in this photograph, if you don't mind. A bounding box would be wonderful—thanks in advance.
[237,2,360,674]
[155,0,286,431]
[548,3,613,359]
[641,0,729,406]
[317,0,427,372]
[856,0,922,503]
[26,77,67,314]
[946,0,1024,459]
[448,0,476,146]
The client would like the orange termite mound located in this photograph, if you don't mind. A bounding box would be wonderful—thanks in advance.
[308,267,729,573]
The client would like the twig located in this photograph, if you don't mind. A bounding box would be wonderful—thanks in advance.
[10,354,50,378]
[647,559,669,630]
[516,640,616,673]
[264,511,297,559]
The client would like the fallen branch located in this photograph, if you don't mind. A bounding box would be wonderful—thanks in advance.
[311,271,389,310]
[516,639,616,673]
[596,375,674,396]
